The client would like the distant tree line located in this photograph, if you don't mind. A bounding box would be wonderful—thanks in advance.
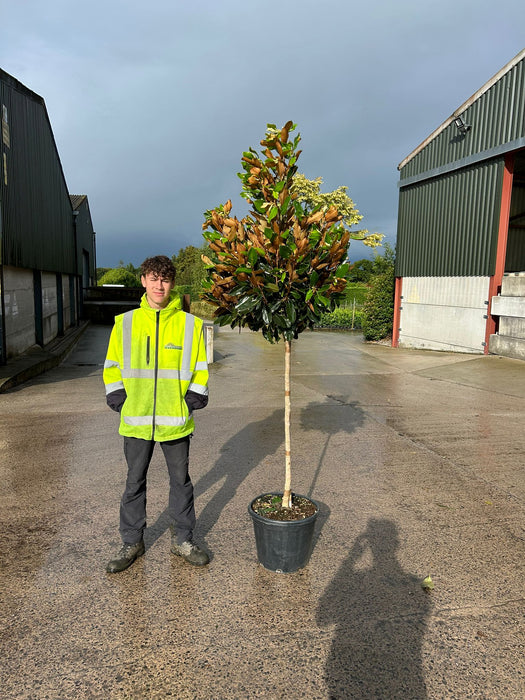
[347,243,395,283]
[96,246,209,293]
[96,242,394,341]
[315,244,395,340]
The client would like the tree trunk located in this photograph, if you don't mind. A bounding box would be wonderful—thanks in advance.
[282,339,292,509]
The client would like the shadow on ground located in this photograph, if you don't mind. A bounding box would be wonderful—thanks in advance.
[317,519,431,699]
[145,399,365,557]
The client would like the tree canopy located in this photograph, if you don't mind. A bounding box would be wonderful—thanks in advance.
[98,268,141,287]
[201,120,385,509]
[349,243,395,283]
[172,246,204,286]
[201,122,361,343]
[290,173,383,249]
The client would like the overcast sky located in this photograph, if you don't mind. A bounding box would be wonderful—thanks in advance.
[2,1,524,267]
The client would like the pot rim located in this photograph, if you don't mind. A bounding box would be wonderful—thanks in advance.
[248,492,320,525]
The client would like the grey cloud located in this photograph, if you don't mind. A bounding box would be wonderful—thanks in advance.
[1,0,524,265]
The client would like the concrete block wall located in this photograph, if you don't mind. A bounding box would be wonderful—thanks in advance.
[2,266,36,358]
[398,276,490,353]
[42,272,58,345]
[489,272,525,360]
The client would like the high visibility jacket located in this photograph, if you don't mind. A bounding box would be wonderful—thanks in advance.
[103,292,209,442]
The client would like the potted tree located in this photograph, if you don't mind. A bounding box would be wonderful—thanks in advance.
[201,121,381,572]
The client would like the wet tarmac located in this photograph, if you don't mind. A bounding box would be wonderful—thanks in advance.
[1,325,524,699]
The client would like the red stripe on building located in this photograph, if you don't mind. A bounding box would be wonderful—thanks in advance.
[392,276,402,348]
[485,153,514,353]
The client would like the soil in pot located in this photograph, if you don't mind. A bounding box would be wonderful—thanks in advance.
[251,493,317,521]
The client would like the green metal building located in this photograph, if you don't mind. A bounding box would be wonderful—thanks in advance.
[0,69,96,363]
[394,48,525,359]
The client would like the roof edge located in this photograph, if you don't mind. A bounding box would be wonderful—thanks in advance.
[70,194,87,208]
[398,47,525,172]
[1,68,75,213]
[0,67,45,105]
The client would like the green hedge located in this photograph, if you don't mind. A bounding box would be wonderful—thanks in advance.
[343,282,368,306]
[362,271,394,341]
[315,306,363,330]
[190,300,216,319]
[98,269,141,287]
[173,284,194,299]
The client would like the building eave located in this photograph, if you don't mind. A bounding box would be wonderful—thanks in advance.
[398,48,525,172]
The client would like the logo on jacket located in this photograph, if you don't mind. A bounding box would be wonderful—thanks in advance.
[164,343,182,350]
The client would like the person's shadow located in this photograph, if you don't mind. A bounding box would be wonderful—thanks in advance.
[317,519,431,699]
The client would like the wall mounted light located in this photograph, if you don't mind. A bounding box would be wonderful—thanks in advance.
[453,115,471,134]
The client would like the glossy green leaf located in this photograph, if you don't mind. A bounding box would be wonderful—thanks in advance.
[217,314,233,326]
[280,196,291,216]
[273,314,287,328]
[285,300,296,323]
[293,201,304,218]
[247,248,259,266]
[268,206,278,221]
[235,295,259,313]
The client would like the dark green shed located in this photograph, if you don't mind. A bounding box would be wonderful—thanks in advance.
[0,69,96,363]
[394,49,525,359]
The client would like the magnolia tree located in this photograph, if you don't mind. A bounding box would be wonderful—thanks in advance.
[201,121,381,509]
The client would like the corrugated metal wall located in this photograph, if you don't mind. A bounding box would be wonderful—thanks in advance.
[401,58,525,180]
[505,183,525,272]
[0,71,76,273]
[395,158,504,277]
[73,197,96,280]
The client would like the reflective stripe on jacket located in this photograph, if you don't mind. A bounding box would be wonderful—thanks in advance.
[103,292,209,441]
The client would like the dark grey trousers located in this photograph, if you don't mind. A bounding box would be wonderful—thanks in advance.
[120,435,196,545]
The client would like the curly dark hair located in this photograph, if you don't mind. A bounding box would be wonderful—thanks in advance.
[140,255,176,281]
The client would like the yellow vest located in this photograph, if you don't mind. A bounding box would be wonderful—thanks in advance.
[103,293,209,441]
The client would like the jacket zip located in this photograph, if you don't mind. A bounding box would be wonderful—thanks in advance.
[146,336,150,365]
[151,312,160,440]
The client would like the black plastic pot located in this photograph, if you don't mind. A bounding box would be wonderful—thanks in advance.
[248,493,319,573]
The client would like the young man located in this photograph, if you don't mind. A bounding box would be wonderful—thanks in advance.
[103,255,209,573]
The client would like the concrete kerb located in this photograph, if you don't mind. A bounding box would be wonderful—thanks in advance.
[0,321,90,393]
